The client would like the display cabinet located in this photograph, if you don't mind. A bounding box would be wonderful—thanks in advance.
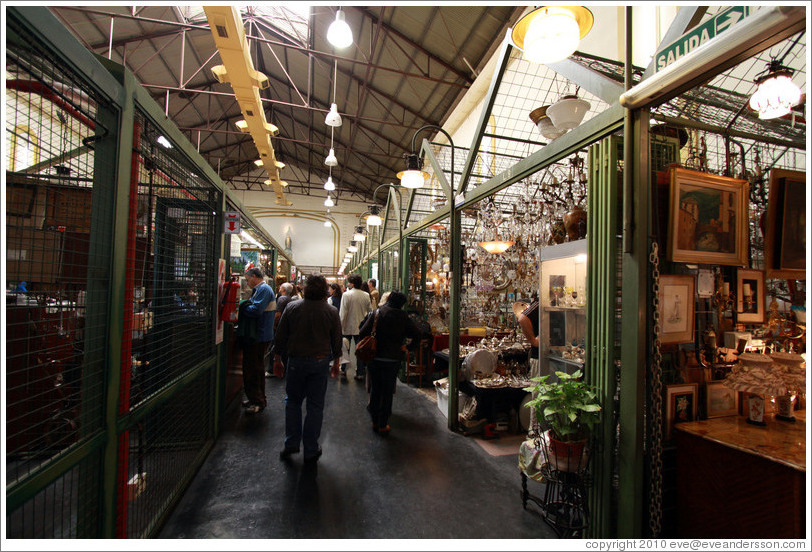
[538,239,587,378]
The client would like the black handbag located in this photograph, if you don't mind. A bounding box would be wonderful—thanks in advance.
[355,311,378,362]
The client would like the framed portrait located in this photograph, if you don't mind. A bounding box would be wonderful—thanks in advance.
[764,169,806,279]
[665,383,698,441]
[657,274,696,345]
[705,382,739,418]
[736,268,765,324]
[667,167,749,266]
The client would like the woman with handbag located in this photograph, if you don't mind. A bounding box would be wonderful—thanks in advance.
[357,291,420,434]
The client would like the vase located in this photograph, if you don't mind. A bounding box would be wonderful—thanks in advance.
[564,205,587,241]
[551,218,566,244]
[547,431,587,472]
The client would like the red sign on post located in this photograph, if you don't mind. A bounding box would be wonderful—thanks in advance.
[224,211,241,234]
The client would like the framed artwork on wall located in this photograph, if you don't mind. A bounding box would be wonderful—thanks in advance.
[764,169,806,279]
[665,383,698,441]
[705,382,739,418]
[736,268,765,324]
[667,167,749,266]
[657,274,696,344]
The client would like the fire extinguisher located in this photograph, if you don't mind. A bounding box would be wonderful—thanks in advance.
[219,277,239,322]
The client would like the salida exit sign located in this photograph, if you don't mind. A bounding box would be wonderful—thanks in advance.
[655,7,751,72]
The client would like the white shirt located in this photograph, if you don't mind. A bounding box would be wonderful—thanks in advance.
[339,287,372,335]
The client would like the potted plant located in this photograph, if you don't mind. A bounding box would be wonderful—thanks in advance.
[524,369,602,471]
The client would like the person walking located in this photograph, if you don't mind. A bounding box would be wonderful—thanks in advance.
[327,282,342,311]
[275,273,342,463]
[238,267,276,414]
[339,274,372,382]
[358,290,420,435]
[367,278,379,310]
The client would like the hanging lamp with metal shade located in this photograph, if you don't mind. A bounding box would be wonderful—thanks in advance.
[749,60,802,119]
[397,153,430,189]
[324,147,338,167]
[512,6,594,64]
[327,9,353,49]
[325,103,342,127]
[324,176,336,191]
[366,204,383,226]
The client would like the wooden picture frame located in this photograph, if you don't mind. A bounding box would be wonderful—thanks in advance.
[736,268,765,324]
[657,274,696,344]
[764,169,806,279]
[665,383,698,441]
[667,167,749,266]
[705,381,739,418]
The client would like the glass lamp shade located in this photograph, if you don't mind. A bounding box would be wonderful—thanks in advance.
[398,169,429,189]
[327,10,353,49]
[749,73,802,120]
[512,6,593,64]
[529,106,566,140]
[324,196,334,207]
[325,103,343,127]
[366,214,382,226]
[348,242,358,253]
[324,148,338,167]
[353,226,366,242]
[324,176,336,191]
[478,240,515,254]
[547,95,591,131]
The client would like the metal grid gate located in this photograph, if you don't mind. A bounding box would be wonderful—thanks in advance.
[5,13,112,538]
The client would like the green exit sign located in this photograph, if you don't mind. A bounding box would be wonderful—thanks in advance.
[655,6,752,72]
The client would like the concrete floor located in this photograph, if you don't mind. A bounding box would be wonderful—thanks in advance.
[157,373,557,540]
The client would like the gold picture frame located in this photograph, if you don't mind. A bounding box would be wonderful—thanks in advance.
[705,381,739,418]
[764,169,806,279]
[736,268,765,324]
[665,383,698,441]
[667,167,749,266]
[657,274,696,345]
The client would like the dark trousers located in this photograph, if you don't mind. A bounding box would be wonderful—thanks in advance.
[284,356,331,457]
[242,341,269,407]
[344,334,365,377]
[367,358,400,428]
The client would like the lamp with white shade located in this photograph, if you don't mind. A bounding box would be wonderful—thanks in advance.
[511,6,594,64]
[327,9,353,49]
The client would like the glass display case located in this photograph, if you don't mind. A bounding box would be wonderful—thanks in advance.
[538,239,587,378]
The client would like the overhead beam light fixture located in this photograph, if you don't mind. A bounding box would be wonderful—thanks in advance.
[749,59,803,119]
[512,6,593,64]
[327,8,353,49]
[325,103,342,127]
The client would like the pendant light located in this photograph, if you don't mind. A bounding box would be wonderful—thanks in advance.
[324,176,336,191]
[324,195,334,207]
[347,241,358,253]
[366,204,382,226]
[749,60,802,119]
[547,91,591,131]
[325,103,342,127]
[324,147,338,167]
[327,9,353,49]
[397,153,429,189]
[353,226,366,242]
[512,6,594,64]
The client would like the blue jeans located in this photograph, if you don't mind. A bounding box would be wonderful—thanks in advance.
[367,358,400,428]
[284,356,331,457]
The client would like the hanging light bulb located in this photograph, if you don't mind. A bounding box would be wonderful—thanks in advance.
[324,176,336,191]
[749,60,802,120]
[325,103,343,127]
[327,9,354,49]
[512,6,593,64]
[353,225,366,242]
[324,147,338,167]
[324,209,333,228]
[397,153,429,189]
[324,195,334,207]
[366,204,382,226]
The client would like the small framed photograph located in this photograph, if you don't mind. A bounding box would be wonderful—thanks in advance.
[667,167,749,266]
[657,274,696,345]
[764,169,806,279]
[705,382,739,418]
[736,268,765,324]
[665,383,698,441]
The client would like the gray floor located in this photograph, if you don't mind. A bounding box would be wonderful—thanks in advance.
[157,372,557,539]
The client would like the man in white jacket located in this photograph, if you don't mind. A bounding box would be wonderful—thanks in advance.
[339,274,372,381]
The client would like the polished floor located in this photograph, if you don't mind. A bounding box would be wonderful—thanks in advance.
[157,370,557,540]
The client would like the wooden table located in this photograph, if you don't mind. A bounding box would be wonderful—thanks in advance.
[674,411,806,538]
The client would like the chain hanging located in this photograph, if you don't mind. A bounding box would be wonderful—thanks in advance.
[648,241,664,537]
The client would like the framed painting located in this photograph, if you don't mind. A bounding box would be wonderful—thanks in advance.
[665,383,698,441]
[736,268,765,324]
[657,274,696,345]
[705,381,739,418]
[764,169,806,279]
[667,167,749,266]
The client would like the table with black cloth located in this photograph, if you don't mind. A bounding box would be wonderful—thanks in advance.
[458,380,529,423]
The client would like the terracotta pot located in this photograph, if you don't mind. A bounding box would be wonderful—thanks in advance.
[551,219,567,244]
[564,205,587,241]
[547,431,587,472]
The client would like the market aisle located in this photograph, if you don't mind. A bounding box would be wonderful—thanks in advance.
[158,375,557,539]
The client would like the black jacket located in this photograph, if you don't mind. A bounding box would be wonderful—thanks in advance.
[274,298,342,360]
[358,304,420,361]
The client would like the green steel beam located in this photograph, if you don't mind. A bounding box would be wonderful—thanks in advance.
[423,139,452,197]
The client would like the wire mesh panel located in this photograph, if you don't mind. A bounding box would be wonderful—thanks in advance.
[120,370,216,538]
[5,14,111,485]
